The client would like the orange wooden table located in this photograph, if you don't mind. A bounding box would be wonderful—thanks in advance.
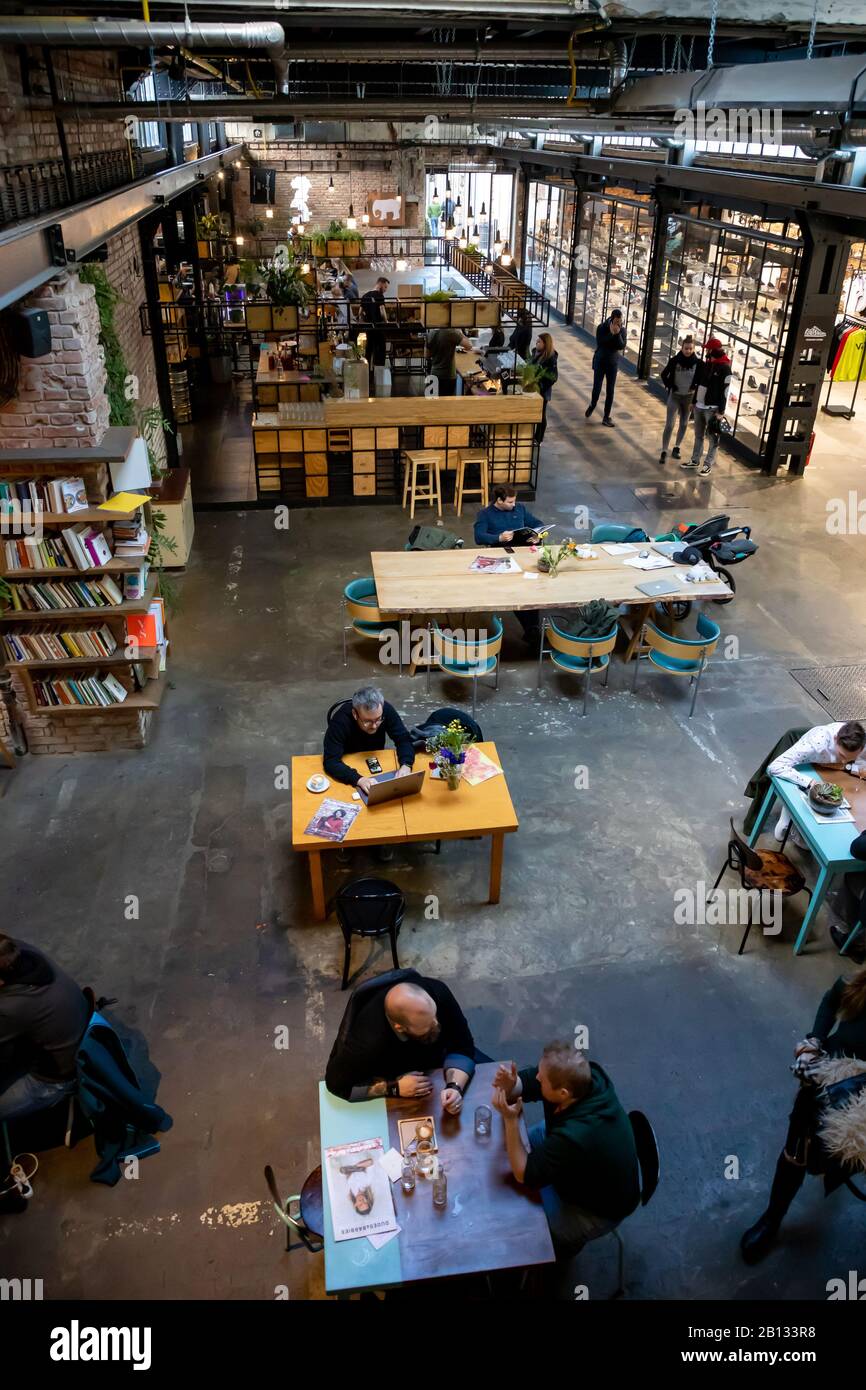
[291,741,519,921]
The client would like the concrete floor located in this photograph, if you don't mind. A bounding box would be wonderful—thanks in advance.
[2,320,865,1301]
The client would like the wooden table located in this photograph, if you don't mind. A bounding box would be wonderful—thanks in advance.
[371,546,732,659]
[748,764,866,954]
[291,741,518,921]
[319,1062,554,1295]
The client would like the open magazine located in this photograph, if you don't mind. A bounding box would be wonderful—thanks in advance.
[469,554,522,574]
[324,1138,399,1242]
[462,745,503,786]
[304,798,361,842]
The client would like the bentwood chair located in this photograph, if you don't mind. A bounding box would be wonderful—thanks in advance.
[710,817,810,955]
[426,616,504,718]
[631,612,720,717]
[342,577,400,670]
[537,617,619,715]
[335,877,406,991]
[264,1164,324,1253]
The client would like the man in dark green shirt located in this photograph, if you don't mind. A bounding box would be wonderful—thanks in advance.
[428,326,473,397]
[491,1041,640,1251]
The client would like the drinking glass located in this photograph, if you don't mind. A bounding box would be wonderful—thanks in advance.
[474,1105,492,1137]
[432,1167,447,1209]
[400,1158,416,1194]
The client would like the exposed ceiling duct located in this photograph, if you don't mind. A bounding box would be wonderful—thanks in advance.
[0,17,289,92]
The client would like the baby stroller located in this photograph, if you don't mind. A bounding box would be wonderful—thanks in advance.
[670,514,758,603]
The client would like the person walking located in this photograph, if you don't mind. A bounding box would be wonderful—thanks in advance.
[427,195,442,237]
[659,336,700,463]
[529,332,558,443]
[686,337,732,475]
[586,309,625,427]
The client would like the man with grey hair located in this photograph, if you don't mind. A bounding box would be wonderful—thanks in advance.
[323,686,415,794]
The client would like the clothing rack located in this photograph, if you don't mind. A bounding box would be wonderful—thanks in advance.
[822,312,866,420]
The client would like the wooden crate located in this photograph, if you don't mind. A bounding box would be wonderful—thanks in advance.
[306,474,329,498]
[254,430,279,454]
[353,474,376,495]
[475,300,501,327]
[352,428,376,450]
[278,430,304,451]
[377,427,399,448]
[352,451,376,473]
[424,426,447,447]
[304,453,328,475]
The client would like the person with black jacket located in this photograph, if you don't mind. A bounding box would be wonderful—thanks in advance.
[325,971,476,1110]
[687,337,732,475]
[359,277,390,324]
[0,934,90,1121]
[586,310,626,426]
[741,931,866,1265]
[507,310,533,362]
[659,336,700,463]
[529,331,558,442]
[323,685,415,795]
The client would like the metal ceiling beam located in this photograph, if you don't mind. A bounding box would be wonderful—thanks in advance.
[54,97,600,120]
[0,143,242,312]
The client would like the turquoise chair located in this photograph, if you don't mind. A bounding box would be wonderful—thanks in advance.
[591,523,648,544]
[342,577,400,670]
[537,617,619,716]
[632,612,720,717]
[426,616,504,717]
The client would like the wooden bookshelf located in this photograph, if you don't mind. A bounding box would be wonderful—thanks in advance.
[2,558,147,578]
[0,577,158,622]
[22,671,167,716]
[3,648,157,670]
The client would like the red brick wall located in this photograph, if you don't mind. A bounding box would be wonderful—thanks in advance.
[102,224,165,466]
[0,45,128,167]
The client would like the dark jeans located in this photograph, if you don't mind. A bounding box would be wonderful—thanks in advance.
[590,359,618,418]
[515,609,541,643]
[535,395,550,442]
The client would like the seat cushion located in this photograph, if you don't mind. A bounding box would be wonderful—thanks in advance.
[648,650,699,675]
[744,851,806,895]
[550,651,610,674]
[353,619,393,637]
[439,654,498,678]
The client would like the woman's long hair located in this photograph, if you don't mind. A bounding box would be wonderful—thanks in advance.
[535,332,555,361]
[839,965,866,1021]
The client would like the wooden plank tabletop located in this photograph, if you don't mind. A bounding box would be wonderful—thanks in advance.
[816,766,866,834]
[292,749,406,850]
[401,740,518,841]
[371,547,732,614]
[323,395,542,426]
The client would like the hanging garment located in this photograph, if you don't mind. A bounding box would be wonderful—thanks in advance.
[830,325,859,377]
[828,319,848,366]
[833,327,866,382]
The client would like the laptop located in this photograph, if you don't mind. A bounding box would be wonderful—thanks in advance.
[358,769,425,807]
[635,576,684,597]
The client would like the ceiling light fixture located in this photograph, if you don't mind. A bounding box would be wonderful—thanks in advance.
[480,202,487,216]
[328,174,334,190]
[472,223,479,238]
[265,207,274,219]
[458,235,467,250]
[396,258,408,271]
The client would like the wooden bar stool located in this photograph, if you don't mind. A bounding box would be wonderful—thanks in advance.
[454,449,489,516]
[401,450,443,520]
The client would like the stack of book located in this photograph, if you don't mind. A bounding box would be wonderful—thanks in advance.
[60,524,114,570]
[128,596,167,670]
[1,626,119,662]
[0,476,88,515]
[123,562,150,600]
[4,535,76,570]
[5,575,126,612]
[113,516,149,559]
[31,671,130,708]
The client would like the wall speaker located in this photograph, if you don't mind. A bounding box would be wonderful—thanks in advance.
[11,307,51,359]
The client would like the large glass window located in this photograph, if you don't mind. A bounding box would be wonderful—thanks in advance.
[424,168,513,254]
[130,72,162,150]
[523,180,578,316]
[572,192,653,349]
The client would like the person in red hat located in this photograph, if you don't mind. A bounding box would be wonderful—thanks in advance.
[685,337,732,475]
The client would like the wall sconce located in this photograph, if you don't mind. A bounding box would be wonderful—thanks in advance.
[235,234,244,246]
[265,208,274,219]
[361,212,370,225]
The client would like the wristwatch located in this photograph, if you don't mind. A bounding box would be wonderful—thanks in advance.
[387,1079,400,1098]
[444,1079,464,1097]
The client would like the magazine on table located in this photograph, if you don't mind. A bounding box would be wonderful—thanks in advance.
[304,798,361,842]
[469,554,522,574]
[324,1138,399,1242]
[462,745,503,786]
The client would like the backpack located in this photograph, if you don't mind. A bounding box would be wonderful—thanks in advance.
[407,525,464,551]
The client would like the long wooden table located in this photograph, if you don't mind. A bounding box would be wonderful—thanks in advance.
[291,742,518,920]
[319,1062,554,1295]
[371,545,731,660]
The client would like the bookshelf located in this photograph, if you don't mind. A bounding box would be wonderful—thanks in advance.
[0,434,170,752]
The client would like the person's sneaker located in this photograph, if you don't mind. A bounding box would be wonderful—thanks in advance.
[584,405,594,419]
[601,417,615,428]
[681,458,698,469]
[376,845,394,863]
[699,461,712,476]
[830,922,866,962]
[659,450,667,464]
[671,446,681,459]
[740,1211,780,1265]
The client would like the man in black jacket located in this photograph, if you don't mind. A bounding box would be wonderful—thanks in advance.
[659,336,700,463]
[0,934,90,1121]
[325,970,476,1111]
[323,685,415,795]
[686,338,732,475]
[586,310,626,426]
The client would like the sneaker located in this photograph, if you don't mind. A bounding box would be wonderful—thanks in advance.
[601,417,614,428]
[671,447,681,459]
[584,405,594,419]
[682,458,698,469]
[659,450,667,463]
[699,461,712,476]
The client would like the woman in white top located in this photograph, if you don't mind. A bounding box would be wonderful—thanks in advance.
[768,720,866,841]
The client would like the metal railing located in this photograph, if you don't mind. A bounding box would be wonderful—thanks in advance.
[442,242,550,324]
[0,148,143,230]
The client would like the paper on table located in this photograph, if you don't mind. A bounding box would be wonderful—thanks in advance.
[622,554,675,572]
[523,572,539,580]
[601,542,637,555]
[380,1147,404,1183]
[368,1224,401,1250]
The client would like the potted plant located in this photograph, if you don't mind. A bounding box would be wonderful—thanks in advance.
[197,212,226,257]
[520,362,549,394]
[244,216,265,255]
[426,719,475,791]
[531,532,578,578]
[0,576,12,612]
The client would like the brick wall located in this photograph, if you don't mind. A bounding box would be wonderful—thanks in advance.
[102,224,165,467]
[0,45,127,167]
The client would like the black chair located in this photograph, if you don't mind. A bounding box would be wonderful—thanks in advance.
[609,1109,660,1299]
[326,699,351,726]
[335,878,406,990]
[710,817,810,955]
[264,1164,324,1253]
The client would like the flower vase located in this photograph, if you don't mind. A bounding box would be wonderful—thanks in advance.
[444,766,463,791]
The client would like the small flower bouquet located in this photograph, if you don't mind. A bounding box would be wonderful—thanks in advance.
[426,719,475,791]
[530,532,582,577]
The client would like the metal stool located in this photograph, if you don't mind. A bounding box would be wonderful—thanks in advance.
[401,450,443,520]
[264,1164,324,1253]
[454,449,489,516]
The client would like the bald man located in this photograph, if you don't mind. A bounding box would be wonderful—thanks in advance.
[325,970,476,1112]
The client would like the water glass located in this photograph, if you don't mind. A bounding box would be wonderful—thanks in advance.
[400,1158,416,1194]
[432,1167,447,1209]
[474,1105,492,1137]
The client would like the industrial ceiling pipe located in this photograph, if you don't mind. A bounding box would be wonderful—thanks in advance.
[0,18,289,92]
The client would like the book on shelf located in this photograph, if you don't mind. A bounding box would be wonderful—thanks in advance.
[1,625,120,663]
[31,671,132,708]
[61,524,115,571]
[112,520,150,557]
[123,562,150,601]
[5,574,125,612]
[4,535,75,570]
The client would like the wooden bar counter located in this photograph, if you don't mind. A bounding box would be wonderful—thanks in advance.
[251,393,542,503]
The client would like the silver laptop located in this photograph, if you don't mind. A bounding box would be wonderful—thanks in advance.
[635,576,683,597]
[358,769,425,806]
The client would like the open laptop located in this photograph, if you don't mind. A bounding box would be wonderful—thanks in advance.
[358,769,425,807]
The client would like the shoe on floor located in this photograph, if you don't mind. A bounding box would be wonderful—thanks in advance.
[601,417,615,428]
[830,922,866,961]
[584,405,594,419]
[672,446,681,459]
[740,1212,779,1265]
[699,461,712,476]
[681,458,698,469]
[659,450,667,463]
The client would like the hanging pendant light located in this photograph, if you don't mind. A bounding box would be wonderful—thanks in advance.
[458,234,468,250]
[433,186,439,200]
[361,212,370,225]
[472,224,479,238]
[455,195,462,209]
[480,201,487,216]
[328,174,334,190]
[347,204,357,230]
[265,207,274,219]
[445,176,451,192]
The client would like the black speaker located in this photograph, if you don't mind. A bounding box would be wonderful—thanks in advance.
[11,307,51,358]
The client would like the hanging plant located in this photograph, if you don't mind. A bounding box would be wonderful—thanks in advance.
[77,264,134,427]
[197,212,227,240]
[264,260,312,307]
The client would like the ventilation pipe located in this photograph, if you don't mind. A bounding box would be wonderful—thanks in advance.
[605,39,629,92]
[0,18,288,92]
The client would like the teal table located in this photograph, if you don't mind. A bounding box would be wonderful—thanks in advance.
[748,764,865,955]
[319,1064,554,1296]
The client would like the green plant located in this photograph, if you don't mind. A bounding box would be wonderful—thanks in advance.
[520,361,551,394]
[264,259,312,307]
[197,212,226,240]
[0,576,11,608]
[425,719,475,790]
[137,404,172,481]
[312,221,366,253]
[245,216,265,239]
[533,533,580,578]
[77,264,134,428]
[422,289,456,302]
[238,258,259,283]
